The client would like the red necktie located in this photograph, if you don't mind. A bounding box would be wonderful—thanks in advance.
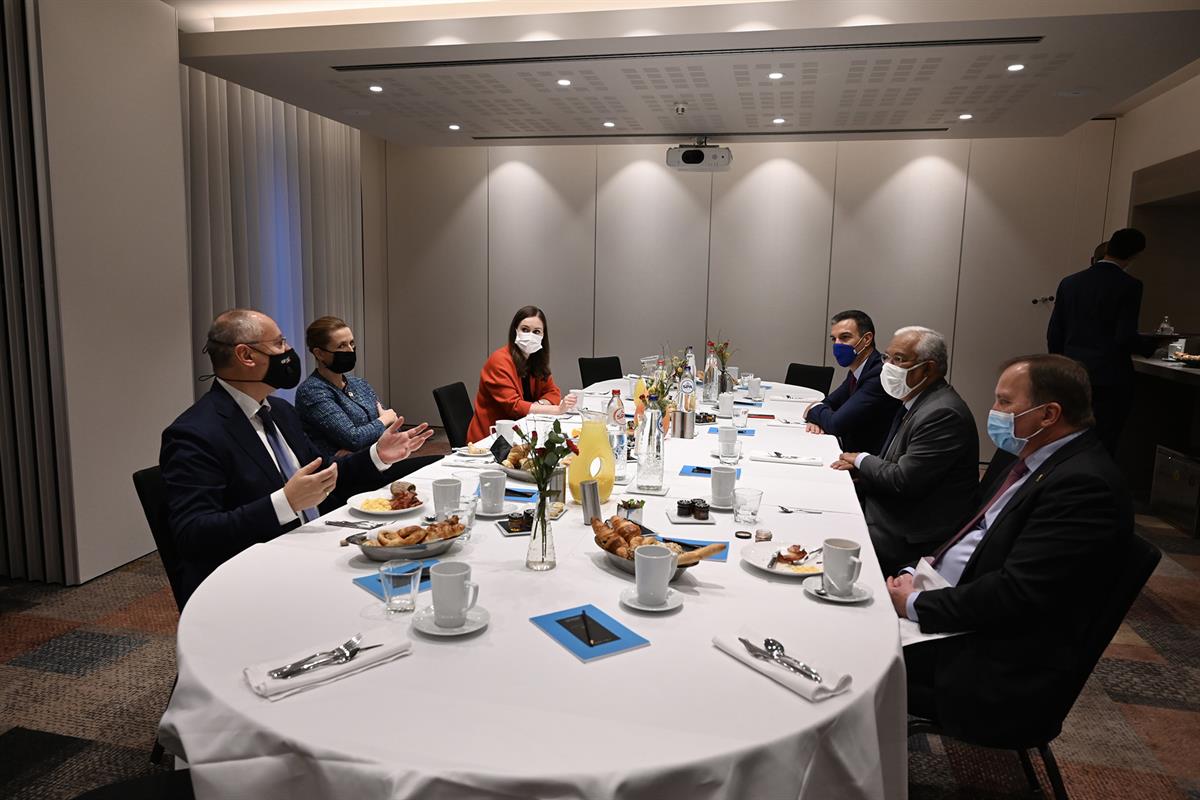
[931,459,1029,566]
[847,372,858,394]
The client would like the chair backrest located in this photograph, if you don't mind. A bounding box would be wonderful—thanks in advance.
[785,362,835,395]
[432,382,474,448]
[131,466,188,613]
[579,356,623,388]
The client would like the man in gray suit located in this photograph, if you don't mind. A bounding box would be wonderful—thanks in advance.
[832,326,979,575]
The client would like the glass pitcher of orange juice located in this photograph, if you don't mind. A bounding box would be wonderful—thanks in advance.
[568,410,616,503]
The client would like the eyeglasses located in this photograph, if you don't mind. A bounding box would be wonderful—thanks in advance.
[880,353,917,366]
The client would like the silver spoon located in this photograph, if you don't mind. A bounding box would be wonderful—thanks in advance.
[777,505,821,515]
[763,638,821,682]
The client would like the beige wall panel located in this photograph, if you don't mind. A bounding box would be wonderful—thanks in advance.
[709,142,837,382]
[488,146,596,391]
[827,139,970,365]
[38,0,193,581]
[954,121,1115,456]
[386,145,487,424]
[594,145,711,373]
[360,133,390,395]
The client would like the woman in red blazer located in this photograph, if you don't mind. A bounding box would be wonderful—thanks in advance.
[467,305,577,443]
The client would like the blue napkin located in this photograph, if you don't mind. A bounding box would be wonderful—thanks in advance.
[352,558,439,600]
[707,427,756,436]
[658,536,729,562]
[680,465,741,478]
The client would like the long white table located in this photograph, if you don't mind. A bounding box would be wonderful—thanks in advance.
[159,381,907,800]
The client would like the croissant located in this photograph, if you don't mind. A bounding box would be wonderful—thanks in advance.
[676,542,728,566]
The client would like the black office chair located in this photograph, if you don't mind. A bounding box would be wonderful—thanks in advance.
[73,769,193,799]
[579,356,623,388]
[908,534,1161,799]
[433,382,474,448]
[784,362,835,395]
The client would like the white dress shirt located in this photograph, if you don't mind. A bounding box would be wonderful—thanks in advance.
[905,429,1085,620]
[217,379,389,526]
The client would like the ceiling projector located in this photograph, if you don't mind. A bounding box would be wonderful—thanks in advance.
[666,143,732,172]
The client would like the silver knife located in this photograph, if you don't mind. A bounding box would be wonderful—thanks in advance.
[273,644,382,680]
[737,637,820,682]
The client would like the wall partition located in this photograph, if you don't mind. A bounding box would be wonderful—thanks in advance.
[385,123,1114,452]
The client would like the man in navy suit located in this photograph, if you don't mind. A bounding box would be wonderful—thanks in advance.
[160,309,434,604]
[1047,228,1155,453]
[803,309,901,455]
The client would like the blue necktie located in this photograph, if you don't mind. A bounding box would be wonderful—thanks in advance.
[257,406,318,523]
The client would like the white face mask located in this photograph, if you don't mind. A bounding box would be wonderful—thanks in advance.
[514,331,543,356]
[880,361,927,400]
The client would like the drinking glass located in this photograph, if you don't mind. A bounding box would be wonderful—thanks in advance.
[719,439,742,465]
[732,407,749,429]
[733,488,763,523]
[380,560,423,614]
[453,496,478,542]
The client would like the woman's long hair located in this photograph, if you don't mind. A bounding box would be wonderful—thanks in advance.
[507,305,551,379]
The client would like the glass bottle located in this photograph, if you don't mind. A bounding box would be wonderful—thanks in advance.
[680,365,696,413]
[702,344,719,403]
[606,389,627,482]
[636,395,665,492]
[1157,315,1175,335]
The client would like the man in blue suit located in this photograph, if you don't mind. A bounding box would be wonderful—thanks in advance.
[803,310,901,455]
[160,309,434,604]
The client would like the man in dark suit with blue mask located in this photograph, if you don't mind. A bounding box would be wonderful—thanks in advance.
[803,309,900,455]
[160,309,435,605]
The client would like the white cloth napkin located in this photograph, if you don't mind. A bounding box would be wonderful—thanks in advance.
[713,631,852,702]
[749,450,824,467]
[440,457,495,469]
[767,394,814,403]
[767,418,808,428]
[245,626,412,701]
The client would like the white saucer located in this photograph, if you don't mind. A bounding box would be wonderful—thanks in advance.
[475,502,521,519]
[709,497,734,511]
[802,576,872,604]
[411,605,490,636]
[627,484,670,497]
[620,587,683,612]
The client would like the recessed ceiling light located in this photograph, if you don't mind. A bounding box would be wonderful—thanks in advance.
[772,117,786,124]
[448,124,461,131]
[368,85,383,93]
[603,121,615,128]
[1007,64,1025,72]
[557,78,572,86]
[958,113,973,120]
[768,72,784,80]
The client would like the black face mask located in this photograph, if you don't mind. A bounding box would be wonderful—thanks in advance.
[253,346,303,390]
[319,348,356,375]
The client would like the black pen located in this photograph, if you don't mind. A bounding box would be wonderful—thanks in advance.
[580,609,596,646]
[506,488,536,498]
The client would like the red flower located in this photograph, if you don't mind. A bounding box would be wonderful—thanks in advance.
[530,430,538,444]
[566,439,580,455]
[707,340,714,347]
[535,447,547,458]
[512,424,524,437]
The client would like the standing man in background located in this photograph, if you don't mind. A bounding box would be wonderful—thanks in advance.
[1047,228,1153,454]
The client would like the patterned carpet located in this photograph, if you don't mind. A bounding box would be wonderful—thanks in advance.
[1,510,1196,799]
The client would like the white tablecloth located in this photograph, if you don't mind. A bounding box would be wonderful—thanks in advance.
[159,381,907,800]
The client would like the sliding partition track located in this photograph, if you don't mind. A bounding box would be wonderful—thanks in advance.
[0,0,71,583]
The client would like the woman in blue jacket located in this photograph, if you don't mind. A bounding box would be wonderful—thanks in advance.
[296,316,397,458]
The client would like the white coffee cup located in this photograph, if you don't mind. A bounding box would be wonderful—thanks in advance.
[430,561,479,628]
[748,376,763,399]
[478,470,506,514]
[717,426,738,446]
[711,465,736,508]
[490,419,517,443]
[432,478,462,520]
[822,538,862,597]
[718,392,734,417]
[635,545,675,606]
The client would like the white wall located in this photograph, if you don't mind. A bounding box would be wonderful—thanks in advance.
[37,0,192,581]
[384,124,1115,449]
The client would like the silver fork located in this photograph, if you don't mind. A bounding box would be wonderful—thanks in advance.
[269,634,362,680]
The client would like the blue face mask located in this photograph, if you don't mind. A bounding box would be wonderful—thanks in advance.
[987,405,1047,455]
[832,335,868,368]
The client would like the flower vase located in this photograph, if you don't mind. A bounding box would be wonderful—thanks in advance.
[525,496,556,571]
[718,369,734,394]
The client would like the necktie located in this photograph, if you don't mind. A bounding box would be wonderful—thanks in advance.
[847,372,858,395]
[257,407,318,523]
[931,459,1029,566]
[880,406,907,457]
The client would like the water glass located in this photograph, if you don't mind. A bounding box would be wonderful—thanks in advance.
[732,407,749,429]
[380,560,423,614]
[733,488,763,523]
[454,496,478,541]
[719,439,742,465]
[727,366,740,382]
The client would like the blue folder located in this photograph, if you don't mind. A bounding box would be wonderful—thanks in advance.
[352,558,439,600]
[707,427,756,436]
[680,465,741,478]
[530,604,649,663]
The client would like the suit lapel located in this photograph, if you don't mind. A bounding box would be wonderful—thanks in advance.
[962,431,1097,579]
[883,379,946,459]
[212,383,284,487]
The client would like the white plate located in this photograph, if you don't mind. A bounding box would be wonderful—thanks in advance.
[347,491,426,518]
[665,509,716,526]
[740,541,824,578]
[454,447,493,459]
[411,605,490,636]
[620,587,683,612]
[475,501,522,519]
[802,576,872,604]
